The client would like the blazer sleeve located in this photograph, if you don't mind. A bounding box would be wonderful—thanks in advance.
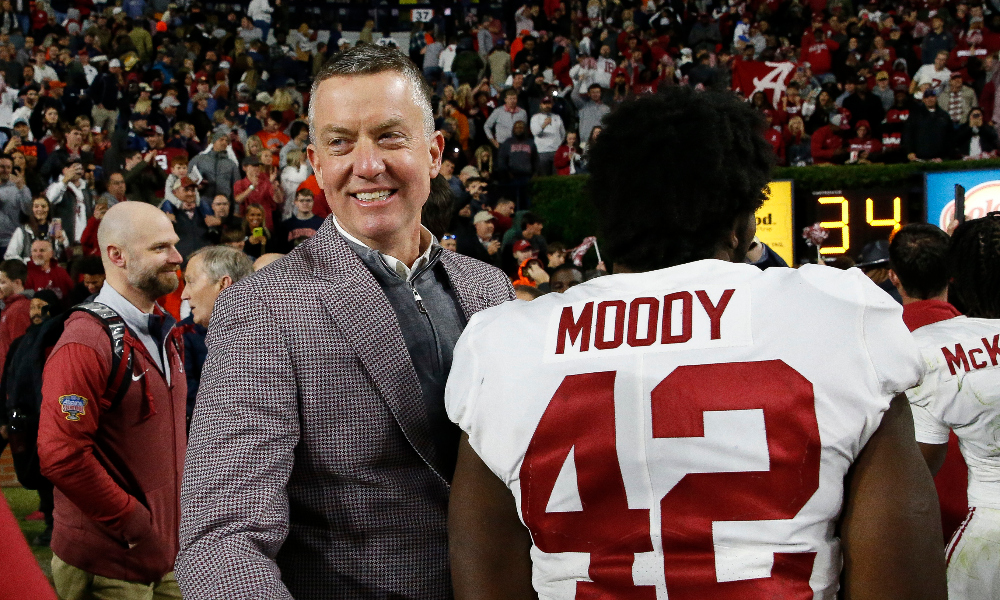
[175,282,299,600]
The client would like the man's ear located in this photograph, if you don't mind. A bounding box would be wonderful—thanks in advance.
[307,144,322,185]
[106,245,126,269]
[428,131,445,178]
[218,274,233,291]
[888,269,902,290]
[724,228,740,252]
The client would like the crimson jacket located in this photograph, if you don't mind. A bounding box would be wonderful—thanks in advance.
[0,293,31,369]
[80,216,101,256]
[26,262,74,303]
[0,496,56,600]
[810,125,843,164]
[37,310,186,583]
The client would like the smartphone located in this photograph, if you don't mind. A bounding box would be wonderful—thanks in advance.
[49,218,62,238]
[252,227,264,238]
[955,184,966,224]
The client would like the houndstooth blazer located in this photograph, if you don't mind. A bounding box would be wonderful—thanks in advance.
[175,218,515,600]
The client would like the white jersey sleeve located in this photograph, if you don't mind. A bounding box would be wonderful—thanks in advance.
[858,270,926,398]
[910,403,952,445]
[796,265,923,448]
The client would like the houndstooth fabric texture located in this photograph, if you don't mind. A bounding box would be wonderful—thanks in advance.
[175,218,514,600]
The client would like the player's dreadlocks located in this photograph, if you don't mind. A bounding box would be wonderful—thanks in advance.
[587,87,774,271]
[949,213,1000,318]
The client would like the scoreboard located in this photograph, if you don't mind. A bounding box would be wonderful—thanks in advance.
[759,183,925,264]
[757,171,1000,264]
[807,189,908,256]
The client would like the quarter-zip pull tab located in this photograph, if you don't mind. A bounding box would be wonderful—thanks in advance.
[410,283,427,314]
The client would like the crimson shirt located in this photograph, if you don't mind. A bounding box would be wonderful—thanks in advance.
[848,137,883,155]
[0,496,56,600]
[26,262,74,302]
[233,173,279,230]
[0,293,31,370]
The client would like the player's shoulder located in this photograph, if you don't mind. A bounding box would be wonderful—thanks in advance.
[911,314,972,343]
[464,260,757,334]
[914,315,1000,340]
[765,263,907,323]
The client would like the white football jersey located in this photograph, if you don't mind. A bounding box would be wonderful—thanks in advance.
[906,315,1000,510]
[446,260,923,600]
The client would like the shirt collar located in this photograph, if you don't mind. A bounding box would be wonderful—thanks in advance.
[95,282,174,341]
[901,299,962,332]
[331,213,437,281]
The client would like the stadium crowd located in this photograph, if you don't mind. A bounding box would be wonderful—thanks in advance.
[0,0,997,294]
[0,0,997,599]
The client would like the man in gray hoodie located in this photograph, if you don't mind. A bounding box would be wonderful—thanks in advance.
[189,133,241,209]
[0,157,28,250]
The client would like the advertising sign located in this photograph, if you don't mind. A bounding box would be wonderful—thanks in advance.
[758,181,794,265]
[925,169,1000,228]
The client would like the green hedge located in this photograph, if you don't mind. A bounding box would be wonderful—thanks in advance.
[772,158,1000,191]
[530,176,595,246]
[531,158,1000,246]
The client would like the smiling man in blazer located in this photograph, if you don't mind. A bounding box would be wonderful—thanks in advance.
[176,45,514,599]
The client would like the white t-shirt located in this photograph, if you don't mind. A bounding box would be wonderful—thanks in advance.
[913,64,951,94]
[594,56,617,88]
[907,315,1000,509]
[446,260,922,598]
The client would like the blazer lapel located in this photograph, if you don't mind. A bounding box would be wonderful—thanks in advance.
[308,221,447,482]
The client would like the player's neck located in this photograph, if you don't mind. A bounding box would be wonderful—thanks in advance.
[900,289,948,305]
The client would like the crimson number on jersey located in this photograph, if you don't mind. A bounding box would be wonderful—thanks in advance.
[519,361,821,598]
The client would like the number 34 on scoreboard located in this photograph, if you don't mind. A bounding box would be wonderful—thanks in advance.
[812,192,905,256]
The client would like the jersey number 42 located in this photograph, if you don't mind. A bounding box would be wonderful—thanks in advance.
[519,360,821,599]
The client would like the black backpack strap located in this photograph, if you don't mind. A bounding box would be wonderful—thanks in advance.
[70,302,135,410]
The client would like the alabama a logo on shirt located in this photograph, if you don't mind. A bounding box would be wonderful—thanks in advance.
[59,394,88,421]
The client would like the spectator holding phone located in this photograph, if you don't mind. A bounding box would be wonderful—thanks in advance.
[45,159,93,243]
[554,130,582,175]
[242,203,272,259]
[0,157,29,249]
[5,196,66,261]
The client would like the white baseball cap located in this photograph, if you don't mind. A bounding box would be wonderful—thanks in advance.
[108,58,121,68]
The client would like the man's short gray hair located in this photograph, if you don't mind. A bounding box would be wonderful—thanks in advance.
[188,246,254,284]
[308,44,435,144]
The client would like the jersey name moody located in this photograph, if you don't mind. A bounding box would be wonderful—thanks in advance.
[940,333,1000,375]
[544,287,752,361]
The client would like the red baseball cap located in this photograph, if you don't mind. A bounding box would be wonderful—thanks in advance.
[513,240,533,253]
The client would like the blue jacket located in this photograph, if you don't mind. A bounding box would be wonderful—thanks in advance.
[179,316,207,426]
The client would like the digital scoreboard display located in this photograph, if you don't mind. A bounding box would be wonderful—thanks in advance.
[793,188,921,260]
[810,191,905,255]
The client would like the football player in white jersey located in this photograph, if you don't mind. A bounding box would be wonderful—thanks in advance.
[444,88,947,600]
[905,214,1000,599]
[887,223,970,543]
